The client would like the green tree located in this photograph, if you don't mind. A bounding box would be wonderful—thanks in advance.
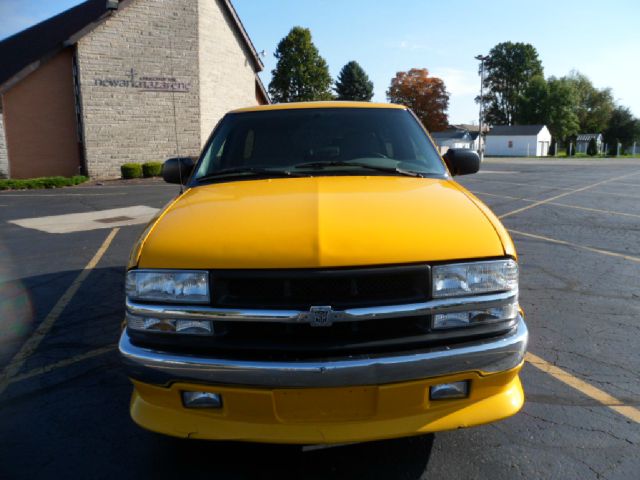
[480,41,544,125]
[564,71,614,133]
[387,68,449,132]
[517,75,549,124]
[517,75,579,143]
[334,61,374,101]
[604,106,640,150]
[546,77,580,141]
[268,27,332,103]
[587,137,598,156]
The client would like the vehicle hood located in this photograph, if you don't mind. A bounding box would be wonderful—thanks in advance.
[136,176,507,269]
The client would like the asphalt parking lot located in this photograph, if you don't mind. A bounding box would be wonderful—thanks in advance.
[0,158,638,479]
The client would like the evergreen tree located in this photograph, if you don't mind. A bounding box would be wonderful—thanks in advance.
[587,137,598,156]
[334,61,374,101]
[268,27,332,103]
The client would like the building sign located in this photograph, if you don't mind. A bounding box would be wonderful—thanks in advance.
[93,68,191,92]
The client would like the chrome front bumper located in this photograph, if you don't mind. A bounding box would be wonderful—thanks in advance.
[119,315,528,388]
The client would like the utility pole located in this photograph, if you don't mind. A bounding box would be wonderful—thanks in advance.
[475,54,490,162]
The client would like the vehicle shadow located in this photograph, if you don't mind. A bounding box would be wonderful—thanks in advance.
[148,434,435,479]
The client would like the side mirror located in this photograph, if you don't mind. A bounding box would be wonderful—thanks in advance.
[443,148,480,176]
[162,157,195,184]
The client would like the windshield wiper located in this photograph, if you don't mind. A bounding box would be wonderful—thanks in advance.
[196,167,308,183]
[292,161,424,178]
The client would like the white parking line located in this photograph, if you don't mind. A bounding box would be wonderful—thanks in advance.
[471,190,640,219]
[608,181,640,187]
[498,170,640,219]
[464,178,576,191]
[510,229,640,263]
[9,205,159,233]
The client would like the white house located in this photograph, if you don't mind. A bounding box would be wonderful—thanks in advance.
[485,125,551,157]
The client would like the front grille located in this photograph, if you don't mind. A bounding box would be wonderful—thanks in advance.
[210,265,430,309]
[129,317,516,361]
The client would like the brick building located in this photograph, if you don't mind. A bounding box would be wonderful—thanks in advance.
[0,0,268,179]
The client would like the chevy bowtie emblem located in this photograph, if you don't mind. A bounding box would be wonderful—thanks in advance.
[301,306,335,327]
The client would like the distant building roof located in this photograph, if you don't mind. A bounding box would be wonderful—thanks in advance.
[431,129,472,140]
[453,123,489,133]
[0,0,264,91]
[487,125,546,136]
[576,133,602,141]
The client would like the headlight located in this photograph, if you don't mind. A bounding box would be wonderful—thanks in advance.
[126,269,210,303]
[432,259,518,298]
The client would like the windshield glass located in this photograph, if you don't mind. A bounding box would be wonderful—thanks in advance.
[193,107,447,182]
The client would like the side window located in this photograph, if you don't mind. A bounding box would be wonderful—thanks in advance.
[508,140,513,148]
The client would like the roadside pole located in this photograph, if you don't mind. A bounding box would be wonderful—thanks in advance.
[475,54,490,162]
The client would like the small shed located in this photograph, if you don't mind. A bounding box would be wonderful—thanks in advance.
[576,133,603,154]
[485,125,551,157]
[452,124,488,151]
[430,128,473,154]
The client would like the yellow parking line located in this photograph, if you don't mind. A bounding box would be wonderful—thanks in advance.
[6,345,116,386]
[526,353,640,423]
[499,170,640,219]
[0,193,125,197]
[471,190,640,219]
[510,229,640,263]
[0,227,119,397]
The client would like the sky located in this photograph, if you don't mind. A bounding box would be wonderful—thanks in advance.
[2,0,640,124]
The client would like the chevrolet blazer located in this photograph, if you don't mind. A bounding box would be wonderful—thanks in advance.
[119,101,528,444]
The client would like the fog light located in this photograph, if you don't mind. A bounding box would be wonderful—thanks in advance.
[127,314,176,332]
[429,381,469,400]
[176,320,213,335]
[433,301,518,329]
[127,313,213,335]
[182,391,222,409]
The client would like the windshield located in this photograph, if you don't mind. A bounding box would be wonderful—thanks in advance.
[193,107,447,182]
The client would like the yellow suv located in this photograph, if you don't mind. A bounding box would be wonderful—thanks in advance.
[120,102,528,444]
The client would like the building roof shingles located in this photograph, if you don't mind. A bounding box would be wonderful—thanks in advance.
[576,133,602,141]
[487,125,546,136]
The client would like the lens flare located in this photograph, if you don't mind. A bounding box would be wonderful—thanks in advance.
[0,243,34,356]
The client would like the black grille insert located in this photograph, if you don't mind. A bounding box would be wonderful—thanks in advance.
[210,265,430,309]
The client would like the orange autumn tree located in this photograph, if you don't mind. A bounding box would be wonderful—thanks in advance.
[387,68,449,132]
